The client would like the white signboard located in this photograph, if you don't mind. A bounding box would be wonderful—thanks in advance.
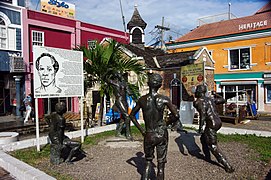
[33,46,83,98]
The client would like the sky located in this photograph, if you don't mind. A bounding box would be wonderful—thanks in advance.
[28,0,269,46]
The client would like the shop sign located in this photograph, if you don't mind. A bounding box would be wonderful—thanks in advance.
[181,63,204,96]
[239,20,267,31]
[40,0,75,19]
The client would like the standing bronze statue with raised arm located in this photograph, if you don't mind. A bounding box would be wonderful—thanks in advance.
[108,71,133,140]
[193,84,234,173]
[130,73,179,180]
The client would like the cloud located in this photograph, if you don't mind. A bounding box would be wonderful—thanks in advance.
[30,0,269,44]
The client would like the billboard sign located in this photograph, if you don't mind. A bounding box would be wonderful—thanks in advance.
[33,46,83,98]
[181,63,204,96]
[40,0,75,19]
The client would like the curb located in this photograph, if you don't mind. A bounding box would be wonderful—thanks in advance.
[0,150,56,180]
[183,124,271,137]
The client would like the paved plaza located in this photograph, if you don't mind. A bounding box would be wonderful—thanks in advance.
[0,114,270,179]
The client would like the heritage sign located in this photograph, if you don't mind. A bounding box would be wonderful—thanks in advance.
[239,20,268,31]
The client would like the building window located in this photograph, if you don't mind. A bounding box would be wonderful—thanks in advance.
[87,40,96,49]
[229,47,250,70]
[0,17,7,49]
[224,85,256,104]
[132,28,142,44]
[32,30,44,47]
[266,85,271,103]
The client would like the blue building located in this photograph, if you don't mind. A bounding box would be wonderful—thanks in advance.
[0,0,25,116]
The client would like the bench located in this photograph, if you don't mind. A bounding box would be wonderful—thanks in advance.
[219,116,238,125]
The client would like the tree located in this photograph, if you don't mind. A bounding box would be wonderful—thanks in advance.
[77,39,146,126]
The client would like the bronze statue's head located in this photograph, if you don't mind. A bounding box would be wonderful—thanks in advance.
[195,84,207,98]
[55,102,67,115]
[148,73,162,89]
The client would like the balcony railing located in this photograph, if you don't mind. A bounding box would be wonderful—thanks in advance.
[9,56,25,73]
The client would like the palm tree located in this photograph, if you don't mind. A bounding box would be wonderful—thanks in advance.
[77,39,146,126]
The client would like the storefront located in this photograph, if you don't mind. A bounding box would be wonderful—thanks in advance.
[263,72,271,112]
[215,72,264,113]
[166,2,271,113]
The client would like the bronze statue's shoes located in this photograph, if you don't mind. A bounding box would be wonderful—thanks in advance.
[225,166,235,173]
[126,135,134,141]
[115,133,126,139]
[65,161,74,165]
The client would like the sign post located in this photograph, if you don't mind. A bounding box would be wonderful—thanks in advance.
[80,97,84,143]
[35,98,40,151]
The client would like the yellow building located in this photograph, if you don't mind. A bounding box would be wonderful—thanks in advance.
[166,2,271,113]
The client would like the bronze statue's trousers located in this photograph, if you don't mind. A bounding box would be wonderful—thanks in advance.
[201,128,234,173]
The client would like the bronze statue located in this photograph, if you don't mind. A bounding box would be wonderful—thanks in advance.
[193,84,234,173]
[108,71,133,140]
[130,73,179,180]
[45,102,82,165]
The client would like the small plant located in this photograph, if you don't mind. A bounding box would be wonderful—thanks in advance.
[218,133,271,163]
[10,144,50,166]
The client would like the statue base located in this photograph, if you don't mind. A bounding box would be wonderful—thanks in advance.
[99,136,142,148]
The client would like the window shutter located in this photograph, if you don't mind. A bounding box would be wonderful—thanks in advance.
[8,28,16,50]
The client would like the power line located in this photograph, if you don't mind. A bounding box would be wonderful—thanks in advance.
[35,0,40,10]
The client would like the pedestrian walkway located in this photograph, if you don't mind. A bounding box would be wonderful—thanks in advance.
[186,123,271,136]
[0,113,81,132]
[0,167,15,180]
[0,117,270,179]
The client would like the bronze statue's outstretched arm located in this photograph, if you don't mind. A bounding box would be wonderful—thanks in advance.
[129,103,145,136]
[44,114,51,126]
[166,100,179,120]
[107,79,120,88]
[212,91,226,105]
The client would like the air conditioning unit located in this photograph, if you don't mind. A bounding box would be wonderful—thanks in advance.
[10,56,25,73]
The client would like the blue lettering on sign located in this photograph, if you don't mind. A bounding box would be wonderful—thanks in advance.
[48,0,69,8]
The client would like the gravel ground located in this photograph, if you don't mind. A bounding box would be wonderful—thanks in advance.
[222,119,271,132]
[33,130,271,180]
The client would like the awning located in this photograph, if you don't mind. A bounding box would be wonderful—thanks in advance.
[220,81,257,85]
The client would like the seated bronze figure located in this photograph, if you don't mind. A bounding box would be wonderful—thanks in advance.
[45,102,83,165]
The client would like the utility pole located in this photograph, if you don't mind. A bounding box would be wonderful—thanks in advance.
[25,0,29,9]
[228,1,231,20]
[155,17,170,50]
[119,0,128,42]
